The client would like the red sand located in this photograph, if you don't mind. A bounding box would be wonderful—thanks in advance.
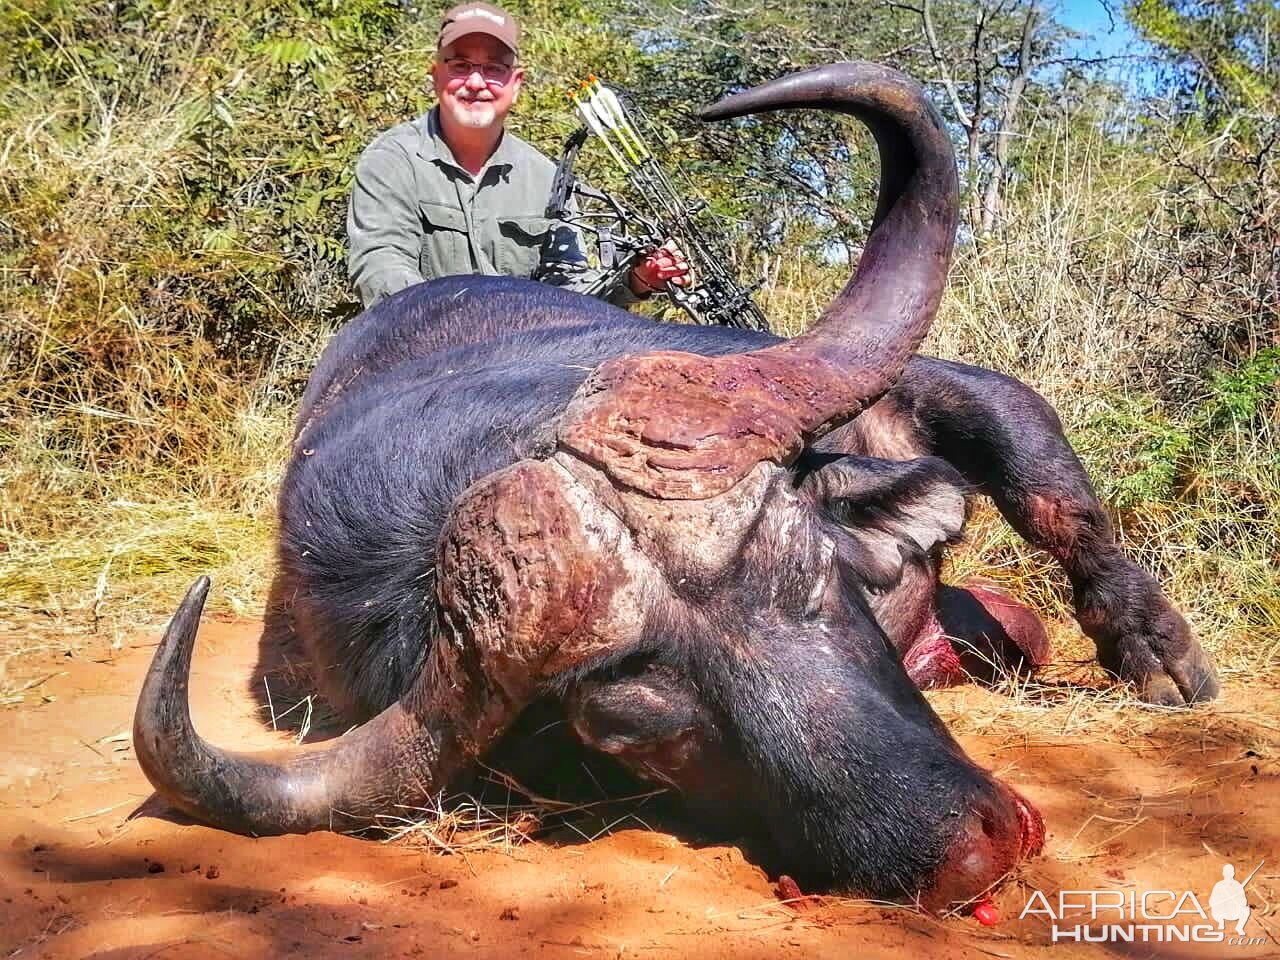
[2,616,1275,958]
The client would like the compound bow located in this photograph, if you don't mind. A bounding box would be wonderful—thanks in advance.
[540,77,771,332]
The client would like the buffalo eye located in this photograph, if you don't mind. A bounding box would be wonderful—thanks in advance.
[800,454,969,591]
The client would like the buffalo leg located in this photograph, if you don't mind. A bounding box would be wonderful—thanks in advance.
[829,357,1219,705]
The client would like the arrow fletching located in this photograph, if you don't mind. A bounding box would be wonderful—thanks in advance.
[571,89,630,172]
[590,78,651,160]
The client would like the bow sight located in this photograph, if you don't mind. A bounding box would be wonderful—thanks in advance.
[540,76,771,332]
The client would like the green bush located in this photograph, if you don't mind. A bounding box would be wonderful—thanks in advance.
[1,0,1276,677]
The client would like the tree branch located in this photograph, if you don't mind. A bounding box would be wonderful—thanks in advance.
[919,0,973,128]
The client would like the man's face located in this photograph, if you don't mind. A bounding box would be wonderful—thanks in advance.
[432,34,523,132]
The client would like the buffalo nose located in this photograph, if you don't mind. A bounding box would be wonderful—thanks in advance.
[923,784,1045,912]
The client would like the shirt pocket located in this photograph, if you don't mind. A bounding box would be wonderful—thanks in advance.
[493,215,553,278]
[418,201,470,279]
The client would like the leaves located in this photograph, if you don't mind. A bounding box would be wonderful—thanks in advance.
[1128,0,1279,115]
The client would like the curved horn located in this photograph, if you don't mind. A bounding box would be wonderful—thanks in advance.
[134,461,643,835]
[558,62,958,500]
[133,577,461,835]
[700,62,957,363]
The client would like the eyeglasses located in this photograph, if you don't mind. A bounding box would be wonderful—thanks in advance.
[441,57,515,84]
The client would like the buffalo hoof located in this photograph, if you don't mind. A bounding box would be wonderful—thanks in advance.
[1102,625,1220,707]
[903,583,1051,690]
[1077,568,1220,706]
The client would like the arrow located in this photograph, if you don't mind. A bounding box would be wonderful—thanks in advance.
[582,80,641,164]
[589,77,651,160]
[569,89,629,173]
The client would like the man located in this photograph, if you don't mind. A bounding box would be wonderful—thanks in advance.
[347,1,689,309]
[1209,863,1253,936]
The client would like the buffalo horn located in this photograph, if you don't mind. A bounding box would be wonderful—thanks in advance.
[558,62,958,500]
[133,578,462,835]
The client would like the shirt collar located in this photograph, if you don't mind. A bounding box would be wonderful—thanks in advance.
[487,126,520,171]
[419,106,516,182]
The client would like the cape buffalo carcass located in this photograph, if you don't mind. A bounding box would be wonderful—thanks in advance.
[133,62,1219,912]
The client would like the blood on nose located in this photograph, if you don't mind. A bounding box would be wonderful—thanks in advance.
[922,784,1044,913]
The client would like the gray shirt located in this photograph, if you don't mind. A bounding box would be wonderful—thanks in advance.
[347,107,636,309]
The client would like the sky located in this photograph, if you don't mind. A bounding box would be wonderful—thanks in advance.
[1056,0,1143,60]
[1054,0,1165,93]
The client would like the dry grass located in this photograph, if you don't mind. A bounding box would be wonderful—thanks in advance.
[370,768,669,857]
[925,120,1279,680]
[1,75,278,649]
[2,51,1275,733]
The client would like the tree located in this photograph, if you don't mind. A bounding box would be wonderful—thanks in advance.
[1125,0,1278,370]
[903,0,1066,236]
[1128,0,1279,119]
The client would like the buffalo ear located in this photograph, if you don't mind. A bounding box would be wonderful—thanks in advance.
[799,454,969,590]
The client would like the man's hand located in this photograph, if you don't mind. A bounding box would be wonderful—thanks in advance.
[629,240,692,296]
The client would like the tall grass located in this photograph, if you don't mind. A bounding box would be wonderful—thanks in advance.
[0,81,315,631]
[2,6,1275,697]
[927,116,1279,677]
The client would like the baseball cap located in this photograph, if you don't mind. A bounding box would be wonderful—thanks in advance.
[438,2,520,56]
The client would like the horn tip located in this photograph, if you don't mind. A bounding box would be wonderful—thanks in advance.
[150,575,212,679]
[180,575,212,614]
[135,576,211,793]
[146,576,212,681]
[158,577,211,640]
[697,101,733,123]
